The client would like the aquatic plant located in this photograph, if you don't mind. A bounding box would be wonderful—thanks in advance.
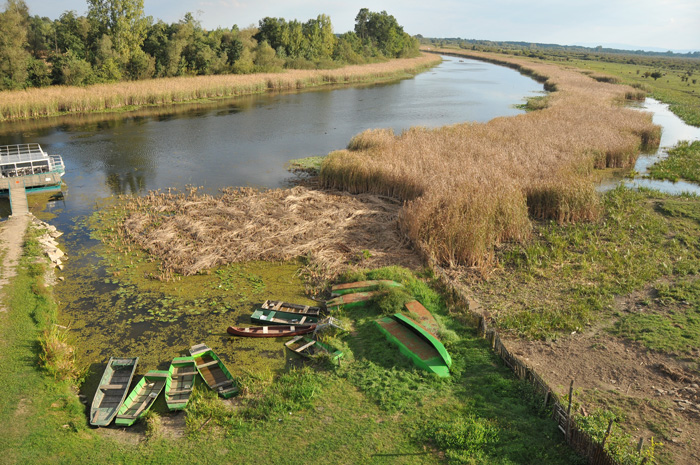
[320,49,661,270]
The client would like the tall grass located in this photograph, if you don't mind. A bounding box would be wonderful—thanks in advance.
[320,49,661,270]
[0,55,440,121]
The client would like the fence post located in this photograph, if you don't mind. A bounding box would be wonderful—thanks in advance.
[566,380,574,441]
[601,419,613,449]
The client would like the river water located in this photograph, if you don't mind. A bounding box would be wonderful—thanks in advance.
[1,56,543,221]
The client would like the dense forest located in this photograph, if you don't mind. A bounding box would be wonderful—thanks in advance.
[0,0,419,90]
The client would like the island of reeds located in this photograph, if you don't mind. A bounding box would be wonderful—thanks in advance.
[320,49,660,270]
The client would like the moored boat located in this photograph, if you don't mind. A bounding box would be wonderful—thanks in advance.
[403,300,440,338]
[115,370,169,426]
[261,299,322,316]
[251,309,319,326]
[325,291,377,311]
[284,335,343,361]
[90,357,139,426]
[165,357,198,410]
[190,343,238,398]
[227,324,316,338]
[375,313,451,377]
[330,280,403,297]
[0,143,65,193]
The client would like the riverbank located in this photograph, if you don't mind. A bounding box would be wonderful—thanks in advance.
[0,55,440,122]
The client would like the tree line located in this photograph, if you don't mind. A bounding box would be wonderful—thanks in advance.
[0,1,419,90]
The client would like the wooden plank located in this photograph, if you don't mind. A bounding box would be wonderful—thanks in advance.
[100,383,126,390]
[197,360,219,368]
[297,340,316,352]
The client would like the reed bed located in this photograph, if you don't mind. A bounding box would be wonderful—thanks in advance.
[320,49,661,270]
[0,55,440,122]
[114,186,421,279]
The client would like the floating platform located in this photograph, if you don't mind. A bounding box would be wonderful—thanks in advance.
[375,313,451,377]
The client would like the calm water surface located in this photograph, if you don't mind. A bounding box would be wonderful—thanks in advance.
[1,56,543,222]
[598,98,700,194]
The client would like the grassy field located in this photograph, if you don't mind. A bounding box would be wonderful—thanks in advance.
[647,141,700,183]
[0,223,585,464]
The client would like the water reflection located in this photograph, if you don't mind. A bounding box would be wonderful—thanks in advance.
[599,98,700,195]
[0,56,543,222]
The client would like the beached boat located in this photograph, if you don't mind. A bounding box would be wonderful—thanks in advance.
[375,313,452,377]
[330,280,403,297]
[0,143,65,193]
[251,309,319,326]
[284,335,343,361]
[325,291,377,311]
[165,357,198,410]
[190,343,238,398]
[115,370,169,426]
[227,324,316,338]
[90,357,138,426]
[261,299,322,316]
[403,300,440,338]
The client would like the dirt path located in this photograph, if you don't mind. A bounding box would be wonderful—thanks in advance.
[0,215,30,313]
[504,327,700,465]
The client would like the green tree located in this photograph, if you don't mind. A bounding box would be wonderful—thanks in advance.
[87,0,148,63]
[0,0,30,89]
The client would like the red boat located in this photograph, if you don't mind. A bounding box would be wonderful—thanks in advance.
[226,324,316,338]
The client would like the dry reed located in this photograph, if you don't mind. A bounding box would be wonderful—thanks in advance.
[115,186,421,279]
[0,55,440,122]
[320,49,661,270]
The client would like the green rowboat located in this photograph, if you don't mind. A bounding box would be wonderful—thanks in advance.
[90,357,138,426]
[375,313,452,377]
[285,335,343,361]
[165,356,198,410]
[115,370,169,426]
[251,309,319,326]
[330,280,403,296]
[190,343,238,398]
[325,291,377,311]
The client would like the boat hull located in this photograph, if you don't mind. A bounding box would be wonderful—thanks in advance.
[190,344,238,398]
[165,357,197,410]
[285,335,343,361]
[115,370,169,426]
[260,299,322,316]
[227,324,316,337]
[90,357,139,426]
[251,309,319,326]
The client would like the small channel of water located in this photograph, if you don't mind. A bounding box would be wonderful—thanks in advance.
[598,98,700,195]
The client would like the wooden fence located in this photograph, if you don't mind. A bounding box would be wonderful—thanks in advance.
[428,262,628,465]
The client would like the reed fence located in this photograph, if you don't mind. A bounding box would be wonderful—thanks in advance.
[429,261,645,465]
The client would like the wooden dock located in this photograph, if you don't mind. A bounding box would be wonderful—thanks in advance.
[8,182,28,216]
[1,172,62,216]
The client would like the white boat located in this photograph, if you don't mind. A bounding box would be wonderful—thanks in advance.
[0,143,65,193]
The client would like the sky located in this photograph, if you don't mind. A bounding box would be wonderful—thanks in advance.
[18,0,700,52]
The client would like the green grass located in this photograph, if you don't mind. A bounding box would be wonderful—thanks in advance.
[0,234,582,464]
[647,140,700,183]
[470,187,700,341]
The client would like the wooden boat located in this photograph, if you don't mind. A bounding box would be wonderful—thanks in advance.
[325,291,377,311]
[227,324,316,338]
[190,343,238,398]
[165,357,198,410]
[284,335,343,361]
[404,300,440,338]
[261,299,322,316]
[330,280,402,297]
[250,309,319,326]
[115,370,169,426]
[90,357,138,426]
[375,313,452,378]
